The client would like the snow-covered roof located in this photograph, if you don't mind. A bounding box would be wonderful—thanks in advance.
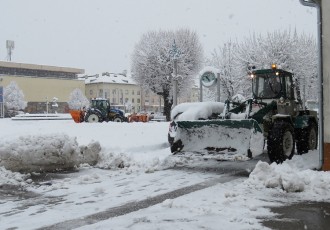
[81,72,137,85]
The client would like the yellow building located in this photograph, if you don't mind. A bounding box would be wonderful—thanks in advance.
[0,61,84,114]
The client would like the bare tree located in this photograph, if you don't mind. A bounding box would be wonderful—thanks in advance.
[131,28,203,120]
[207,30,317,101]
[207,41,247,99]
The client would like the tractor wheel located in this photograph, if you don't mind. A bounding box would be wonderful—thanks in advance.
[267,121,295,163]
[113,116,123,122]
[296,122,318,154]
[85,112,102,123]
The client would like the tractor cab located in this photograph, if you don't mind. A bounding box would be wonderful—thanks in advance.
[251,66,295,100]
[251,65,301,117]
[91,98,110,118]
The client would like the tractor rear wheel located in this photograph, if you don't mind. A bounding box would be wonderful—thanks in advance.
[85,112,101,123]
[267,121,295,163]
[296,122,318,154]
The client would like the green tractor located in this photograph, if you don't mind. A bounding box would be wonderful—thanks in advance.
[84,98,127,123]
[170,65,318,163]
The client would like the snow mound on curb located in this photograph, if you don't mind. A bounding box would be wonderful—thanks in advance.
[247,152,330,196]
[0,134,101,173]
[247,161,305,192]
[96,151,180,173]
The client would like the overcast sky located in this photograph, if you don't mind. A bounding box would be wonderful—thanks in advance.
[0,0,317,75]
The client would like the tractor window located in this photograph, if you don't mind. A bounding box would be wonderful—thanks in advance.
[284,75,294,99]
[253,74,282,99]
[105,101,110,108]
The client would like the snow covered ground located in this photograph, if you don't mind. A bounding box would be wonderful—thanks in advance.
[0,118,330,230]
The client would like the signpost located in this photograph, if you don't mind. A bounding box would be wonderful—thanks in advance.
[199,67,221,102]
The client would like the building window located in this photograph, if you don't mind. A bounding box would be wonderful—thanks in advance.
[132,90,135,95]
[99,89,103,97]
[112,98,116,103]
[125,98,129,103]
[125,90,129,95]
[137,90,140,95]
[90,89,93,95]
[120,98,123,104]
[112,89,116,95]
[132,98,135,103]
[137,99,140,103]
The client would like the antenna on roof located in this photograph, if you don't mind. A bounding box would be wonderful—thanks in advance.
[6,40,15,61]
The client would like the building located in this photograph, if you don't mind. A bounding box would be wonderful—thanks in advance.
[0,60,200,116]
[0,61,85,114]
[83,72,202,114]
[83,72,142,113]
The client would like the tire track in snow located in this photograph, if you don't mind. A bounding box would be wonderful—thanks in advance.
[37,173,241,230]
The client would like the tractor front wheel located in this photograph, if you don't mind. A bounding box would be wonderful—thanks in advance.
[85,112,102,123]
[296,122,318,154]
[267,121,295,163]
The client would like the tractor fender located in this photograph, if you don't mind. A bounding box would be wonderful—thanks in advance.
[294,115,318,129]
[86,108,103,118]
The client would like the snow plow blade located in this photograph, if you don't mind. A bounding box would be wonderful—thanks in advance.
[171,119,264,160]
[69,110,84,123]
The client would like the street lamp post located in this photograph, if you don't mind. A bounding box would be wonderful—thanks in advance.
[169,40,181,107]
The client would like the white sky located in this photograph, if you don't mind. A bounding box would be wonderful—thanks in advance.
[0,0,317,75]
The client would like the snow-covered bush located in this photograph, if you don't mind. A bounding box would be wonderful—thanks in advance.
[68,88,89,110]
[4,81,27,116]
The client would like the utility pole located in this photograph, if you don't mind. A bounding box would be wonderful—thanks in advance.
[300,0,330,170]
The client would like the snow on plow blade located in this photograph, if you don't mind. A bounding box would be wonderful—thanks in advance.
[171,119,264,160]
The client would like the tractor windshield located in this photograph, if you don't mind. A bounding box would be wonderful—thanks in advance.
[253,74,282,99]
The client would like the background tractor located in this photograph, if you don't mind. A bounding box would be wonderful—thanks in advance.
[70,98,127,123]
[170,65,318,163]
[84,98,127,122]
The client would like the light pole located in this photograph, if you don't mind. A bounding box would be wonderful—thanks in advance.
[169,40,181,107]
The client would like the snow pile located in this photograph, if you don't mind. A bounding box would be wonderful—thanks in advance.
[247,152,330,197]
[0,166,31,186]
[97,152,133,170]
[171,102,224,121]
[96,151,179,173]
[0,134,101,173]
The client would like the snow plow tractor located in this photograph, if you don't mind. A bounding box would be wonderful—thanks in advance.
[70,98,127,123]
[170,65,318,163]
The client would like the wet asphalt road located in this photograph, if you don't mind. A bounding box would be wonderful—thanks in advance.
[263,202,330,230]
[2,153,330,230]
[37,174,240,230]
